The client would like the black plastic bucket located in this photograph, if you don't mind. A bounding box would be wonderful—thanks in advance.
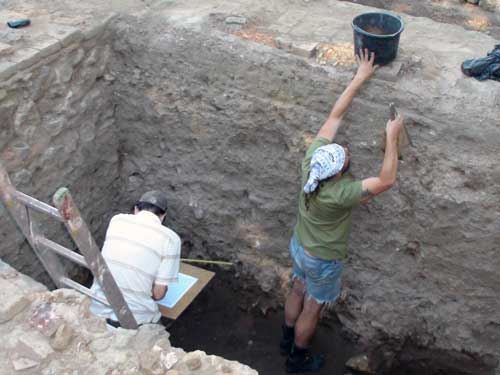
[352,12,404,66]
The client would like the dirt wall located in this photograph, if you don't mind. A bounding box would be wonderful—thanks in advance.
[110,14,500,373]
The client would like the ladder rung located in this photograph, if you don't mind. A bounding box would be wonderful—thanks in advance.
[59,277,110,306]
[35,236,87,268]
[15,191,63,222]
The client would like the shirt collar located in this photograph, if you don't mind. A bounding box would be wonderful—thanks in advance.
[136,210,162,224]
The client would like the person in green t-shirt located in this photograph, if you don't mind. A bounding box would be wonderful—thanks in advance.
[280,49,404,373]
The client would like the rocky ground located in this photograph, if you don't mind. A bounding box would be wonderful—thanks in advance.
[167,269,358,375]
[340,0,500,35]
[0,259,258,375]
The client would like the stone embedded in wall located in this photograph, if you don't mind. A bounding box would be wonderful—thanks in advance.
[31,66,53,102]
[45,24,83,49]
[29,303,63,337]
[139,348,163,373]
[53,59,74,84]
[0,15,120,284]
[182,352,203,371]
[479,0,500,12]
[0,292,30,324]
[9,355,39,371]
[50,324,74,351]
[14,333,54,362]
[0,42,13,57]
[13,100,41,141]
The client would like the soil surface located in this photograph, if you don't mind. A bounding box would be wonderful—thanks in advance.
[165,271,472,375]
[341,0,500,35]
[166,271,360,375]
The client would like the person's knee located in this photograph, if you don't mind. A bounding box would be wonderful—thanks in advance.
[291,279,306,296]
[302,295,323,316]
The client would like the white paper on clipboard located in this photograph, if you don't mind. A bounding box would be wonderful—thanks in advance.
[156,273,198,308]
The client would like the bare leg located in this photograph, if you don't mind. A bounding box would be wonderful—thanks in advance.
[294,296,323,348]
[284,279,305,327]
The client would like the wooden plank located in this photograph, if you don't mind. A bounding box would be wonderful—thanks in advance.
[158,263,214,320]
[53,187,139,330]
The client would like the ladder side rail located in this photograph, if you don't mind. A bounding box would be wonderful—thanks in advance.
[14,191,63,222]
[59,277,110,306]
[53,187,139,330]
[35,236,87,268]
[0,164,67,288]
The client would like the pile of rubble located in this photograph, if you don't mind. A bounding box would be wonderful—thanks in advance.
[464,0,500,12]
[0,259,257,375]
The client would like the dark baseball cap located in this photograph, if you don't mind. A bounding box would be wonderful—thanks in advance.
[138,190,168,212]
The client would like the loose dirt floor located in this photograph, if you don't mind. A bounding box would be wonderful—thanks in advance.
[166,270,359,375]
[165,270,474,375]
[340,0,500,35]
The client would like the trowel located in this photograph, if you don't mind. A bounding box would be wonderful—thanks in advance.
[382,102,411,159]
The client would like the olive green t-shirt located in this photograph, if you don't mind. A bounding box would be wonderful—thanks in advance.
[294,137,362,260]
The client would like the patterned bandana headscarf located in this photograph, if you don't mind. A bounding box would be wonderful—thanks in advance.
[303,143,346,194]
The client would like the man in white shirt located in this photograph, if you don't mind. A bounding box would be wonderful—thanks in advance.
[90,190,181,326]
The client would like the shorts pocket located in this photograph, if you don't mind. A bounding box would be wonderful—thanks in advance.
[305,258,342,284]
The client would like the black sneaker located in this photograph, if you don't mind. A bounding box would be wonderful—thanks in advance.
[280,325,295,356]
[286,346,325,373]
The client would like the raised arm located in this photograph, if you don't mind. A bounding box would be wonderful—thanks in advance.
[317,49,378,141]
[361,115,403,203]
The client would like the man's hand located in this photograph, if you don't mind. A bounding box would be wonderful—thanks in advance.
[152,284,167,301]
[355,48,378,82]
[386,114,404,141]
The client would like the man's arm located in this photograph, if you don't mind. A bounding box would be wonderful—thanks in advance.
[317,49,378,141]
[151,234,181,301]
[152,284,167,301]
[361,115,403,203]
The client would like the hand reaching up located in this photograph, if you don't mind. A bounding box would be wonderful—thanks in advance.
[386,114,404,140]
[355,48,378,81]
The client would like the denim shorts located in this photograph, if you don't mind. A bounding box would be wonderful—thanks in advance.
[289,234,343,305]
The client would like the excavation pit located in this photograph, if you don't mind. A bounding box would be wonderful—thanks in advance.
[0,0,499,374]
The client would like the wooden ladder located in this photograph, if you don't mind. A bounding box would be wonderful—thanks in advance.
[0,163,138,329]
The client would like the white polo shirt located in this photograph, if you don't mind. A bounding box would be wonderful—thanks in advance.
[90,210,181,324]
